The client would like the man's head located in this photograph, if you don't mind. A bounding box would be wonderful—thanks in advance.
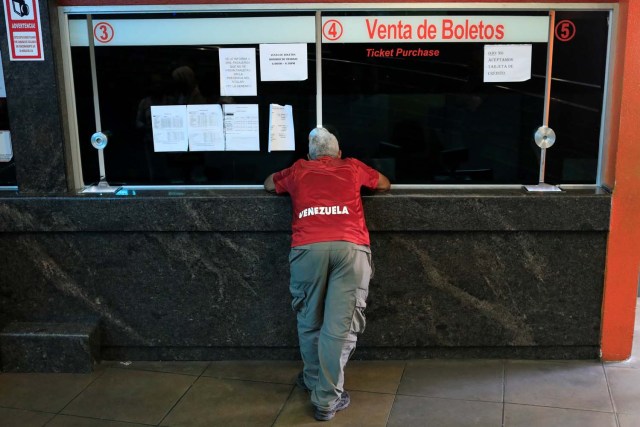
[308,127,341,160]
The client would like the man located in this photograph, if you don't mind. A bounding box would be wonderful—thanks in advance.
[264,127,390,421]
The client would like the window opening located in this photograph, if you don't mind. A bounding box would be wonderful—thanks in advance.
[0,53,15,188]
[63,8,610,189]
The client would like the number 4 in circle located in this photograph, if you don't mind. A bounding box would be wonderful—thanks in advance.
[323,19,344,41]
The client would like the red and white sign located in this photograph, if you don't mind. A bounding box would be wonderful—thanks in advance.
[3,0,43,60]
[555,20,576,42]
[322,16,549,43]
[93,21,114,44]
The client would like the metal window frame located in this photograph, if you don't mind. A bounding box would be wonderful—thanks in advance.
[57,3,616,193]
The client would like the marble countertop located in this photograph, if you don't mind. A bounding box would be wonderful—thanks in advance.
[0,187,611,232]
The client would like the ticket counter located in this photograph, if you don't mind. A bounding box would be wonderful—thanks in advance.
[60,8,608,188]
[0,1,637,366]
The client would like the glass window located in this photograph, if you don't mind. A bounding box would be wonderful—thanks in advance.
[545,10,609,184]
[65,8,610,188]
[70,12,316,186]
[0,59,15,186]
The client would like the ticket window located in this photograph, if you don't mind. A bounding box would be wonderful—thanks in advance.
[60,8,611,189]
[322,10,609,184]
[0,57,15,187]
[68,12,317,187]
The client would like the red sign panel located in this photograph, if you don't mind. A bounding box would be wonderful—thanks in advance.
[3,0,44,60]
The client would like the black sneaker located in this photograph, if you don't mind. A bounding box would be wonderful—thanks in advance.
[296,371,310,392]
[314,391,350,421]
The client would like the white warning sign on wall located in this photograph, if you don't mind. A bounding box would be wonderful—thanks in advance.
[2,0,44,60]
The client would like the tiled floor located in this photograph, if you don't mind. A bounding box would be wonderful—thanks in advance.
[1,301,638,427]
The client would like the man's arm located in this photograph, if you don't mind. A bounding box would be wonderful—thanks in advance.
[264,173,276,193]
[376,172,391,192]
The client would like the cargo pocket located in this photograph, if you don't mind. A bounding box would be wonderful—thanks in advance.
[350,288,368,335]
[289,283,307,315]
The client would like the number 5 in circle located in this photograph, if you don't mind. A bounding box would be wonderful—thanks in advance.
[555,20,576,42]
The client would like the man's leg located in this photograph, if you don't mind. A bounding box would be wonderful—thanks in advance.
[312,242,371,411]
[289,244,330,391]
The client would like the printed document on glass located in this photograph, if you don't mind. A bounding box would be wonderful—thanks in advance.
[484,44,532,82]
[187,104,225,151]
[150,105,188,152]
[268,104,295,152]
[0,131,12,162]
[223,104,259,151]
[219,48,257,96]
[259,43,308,81]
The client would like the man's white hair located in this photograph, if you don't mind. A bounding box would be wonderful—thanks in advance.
[308,127,340,160]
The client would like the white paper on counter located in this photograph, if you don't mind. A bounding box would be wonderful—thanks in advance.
[187,104,225,151]
[484,44,532,83]
[0,131,12,161]
[259,43,308,81]
[150,105,188,152]
[219,48,257,96]
[268,104,295,152]
[223,104,260,151]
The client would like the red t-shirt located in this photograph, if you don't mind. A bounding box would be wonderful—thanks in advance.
[273,157,380,247]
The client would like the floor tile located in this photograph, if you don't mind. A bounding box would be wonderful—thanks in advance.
[387,395,503,427]
[274,387,394,427]
[0,371,102,412]
[101,360,210,376]
[505,360,613,412]
[397,359,504,402]
[0,407,55,427]
[618,412,640,427]
[160,376,292,427]
[503,404,616,427]
[47,414,151,427]
[202,360,301,385]
[344,360,405,394]
[604,366,640,414]
[61,368,195,425]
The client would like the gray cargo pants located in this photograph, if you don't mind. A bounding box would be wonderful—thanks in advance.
[289,241,372,411]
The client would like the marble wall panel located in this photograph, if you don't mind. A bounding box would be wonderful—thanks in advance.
[0,229,606,357]
[0,2,67,193]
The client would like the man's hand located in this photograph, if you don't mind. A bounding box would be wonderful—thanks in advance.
[376,172,391,192]
[264,174,276,193]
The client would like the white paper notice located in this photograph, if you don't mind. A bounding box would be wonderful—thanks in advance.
[268,104,295,152]
[219,48,257,96]
[223,104,260,151]
[259,44,308,82]
[484,44,532,83]
[150,105,188,152]
[0,131,12,161]
[187,104,225,151]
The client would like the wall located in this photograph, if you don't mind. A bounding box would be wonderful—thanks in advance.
[600,0,640,360]
[0,190,611,359]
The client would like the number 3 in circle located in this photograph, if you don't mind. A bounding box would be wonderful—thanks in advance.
[93,22,115,44]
